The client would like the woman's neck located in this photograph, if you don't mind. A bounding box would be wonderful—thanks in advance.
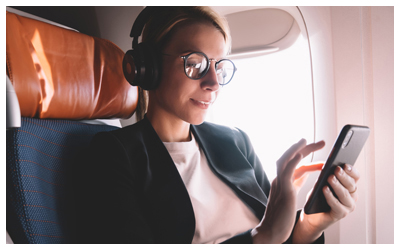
[146,110,191,143]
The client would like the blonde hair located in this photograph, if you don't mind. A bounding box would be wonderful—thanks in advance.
[135,6,231,121]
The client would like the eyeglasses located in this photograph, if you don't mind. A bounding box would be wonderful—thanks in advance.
[162,52,237,86]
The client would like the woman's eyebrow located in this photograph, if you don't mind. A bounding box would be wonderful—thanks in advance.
[178,48,200,55]
[177,45,206,55]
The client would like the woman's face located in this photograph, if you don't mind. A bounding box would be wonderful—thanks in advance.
[149,22,227,125]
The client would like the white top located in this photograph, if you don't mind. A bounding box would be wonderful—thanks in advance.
[163,135,259,244]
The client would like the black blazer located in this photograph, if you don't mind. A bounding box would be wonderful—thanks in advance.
[73,116,323,244]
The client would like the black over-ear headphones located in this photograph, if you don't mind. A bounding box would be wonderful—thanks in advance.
[122,7,161,90]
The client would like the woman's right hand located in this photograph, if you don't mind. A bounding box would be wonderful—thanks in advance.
[251,138,325,244]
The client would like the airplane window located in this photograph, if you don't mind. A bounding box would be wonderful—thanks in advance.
[206,34,314,180]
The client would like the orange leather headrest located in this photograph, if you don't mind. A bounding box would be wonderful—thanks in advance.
[6,11,138,119]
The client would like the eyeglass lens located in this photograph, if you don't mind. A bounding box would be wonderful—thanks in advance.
[184,52,235,85]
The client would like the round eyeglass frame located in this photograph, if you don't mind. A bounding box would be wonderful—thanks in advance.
[163,52,237,86]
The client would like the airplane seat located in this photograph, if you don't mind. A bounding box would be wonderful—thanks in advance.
[6,11,138,243]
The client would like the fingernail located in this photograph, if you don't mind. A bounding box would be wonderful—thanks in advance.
[332,176,337,183]
[345,165,352,172]
[338,167,344,175]
[325,186,331,193]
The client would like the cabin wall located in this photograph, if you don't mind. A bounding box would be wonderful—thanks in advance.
[369,7,394,244]
[94,7,143,53]
[330,6,394,244]
[301,6,394,244]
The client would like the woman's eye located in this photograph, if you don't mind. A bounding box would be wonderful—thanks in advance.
[187,62,201,68]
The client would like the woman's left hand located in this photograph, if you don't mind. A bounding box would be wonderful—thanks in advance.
[293,164,361,243]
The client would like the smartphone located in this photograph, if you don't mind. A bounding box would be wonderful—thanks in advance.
[304,124,370,214]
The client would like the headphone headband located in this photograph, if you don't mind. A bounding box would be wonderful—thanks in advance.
[129,6,158,47]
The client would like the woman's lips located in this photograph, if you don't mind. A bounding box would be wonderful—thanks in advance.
[190,98,213,109]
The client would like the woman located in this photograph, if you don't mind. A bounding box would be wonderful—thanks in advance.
[74,6,360,244]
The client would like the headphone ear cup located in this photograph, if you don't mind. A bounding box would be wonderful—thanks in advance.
[122,43,160,90]
[122,50,137,85]
[138,43,161,90]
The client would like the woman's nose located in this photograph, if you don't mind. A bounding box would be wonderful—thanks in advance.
[201,62,220,91]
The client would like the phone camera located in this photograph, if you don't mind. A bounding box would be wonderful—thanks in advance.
[342,130,354,148]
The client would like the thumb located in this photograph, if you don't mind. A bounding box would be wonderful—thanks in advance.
[293,162,324,180]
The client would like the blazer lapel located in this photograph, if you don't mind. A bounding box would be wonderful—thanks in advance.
[138,117,195,243]
[191,123,268,220]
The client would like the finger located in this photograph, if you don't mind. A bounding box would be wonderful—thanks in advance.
[277,139,307,175]
[281,153,303,181]
[294,162,324,180]
[343,164,360,183]
[334,166,357,196]
[277,138,307,164]
[327,174,357,210]
[323,186,349,220]
[298,140,325,158]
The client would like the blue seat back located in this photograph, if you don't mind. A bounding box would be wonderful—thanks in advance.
[6,117,119,243]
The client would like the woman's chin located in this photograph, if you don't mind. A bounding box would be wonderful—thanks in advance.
[186,114,207,126]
